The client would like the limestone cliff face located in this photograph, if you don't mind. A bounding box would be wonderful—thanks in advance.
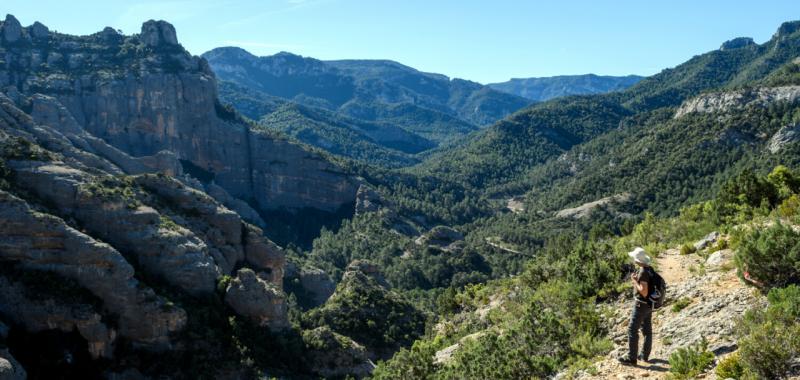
[0,15,360,212]
[674,85,800,118]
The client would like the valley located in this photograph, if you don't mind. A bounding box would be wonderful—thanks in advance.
[1,8,800,380]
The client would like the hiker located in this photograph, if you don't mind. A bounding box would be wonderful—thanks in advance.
[619,247,654,366]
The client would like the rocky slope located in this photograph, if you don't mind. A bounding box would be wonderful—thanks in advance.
[0,14,372,378]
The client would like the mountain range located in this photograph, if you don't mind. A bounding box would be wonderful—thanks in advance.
[488,73,643,101]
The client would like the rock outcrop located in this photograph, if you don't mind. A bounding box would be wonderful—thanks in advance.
[140,20,178,47]
[767,122,800,153]
[354,184,386,214]
[345,260,389,288]
[303,326,374,379]
[1,15,23,44]
[554,192,632,219]
[0,348,26,380]
[0,276,116,359]
[224,268,289,331]
[299,267,336,306]
[0,190,186,348]
[0,16,360,213]
[415,225,464,248]
[674,85,800,118]
[720,37,756,51]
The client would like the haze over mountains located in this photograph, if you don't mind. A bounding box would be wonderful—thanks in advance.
[1,9,800,380]
[488,74,643,101]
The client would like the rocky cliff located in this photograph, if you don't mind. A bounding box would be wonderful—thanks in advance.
[0,14,366,378]
[674,85,800,118]
[0,14,360,213]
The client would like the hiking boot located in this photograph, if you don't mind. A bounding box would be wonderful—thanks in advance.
[617,355,636,366]
[638,354,649,363]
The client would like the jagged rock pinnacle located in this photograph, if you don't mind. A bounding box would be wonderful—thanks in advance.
[29,21,49,40]
[2,14,23,43]
[140,19,179,47]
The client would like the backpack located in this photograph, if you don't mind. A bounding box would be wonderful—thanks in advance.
[646,267,667,309]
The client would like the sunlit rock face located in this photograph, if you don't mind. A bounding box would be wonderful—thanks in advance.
[0,16,360,213]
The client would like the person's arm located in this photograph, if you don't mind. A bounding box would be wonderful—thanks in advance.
[630,273,649,297]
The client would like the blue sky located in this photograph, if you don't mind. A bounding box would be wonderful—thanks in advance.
[3,1,799,83]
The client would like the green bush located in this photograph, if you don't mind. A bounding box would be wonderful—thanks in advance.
[668,337,715,379]
[714,169,779,224]
[671,297,692,313]
[715,352,745,379]
[680,244,695,255]
[736,285,800,379]
[777,194,800,218]
[735,222,800,288]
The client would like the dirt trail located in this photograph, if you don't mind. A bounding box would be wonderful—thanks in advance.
[572,244,762,380]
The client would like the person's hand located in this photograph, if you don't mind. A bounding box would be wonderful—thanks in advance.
[630,273,638,282]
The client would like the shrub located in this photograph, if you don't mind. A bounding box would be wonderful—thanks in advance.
[668,337,715,379]
[767,165,800,198]
[777,194,800,218]
[715,352,745,379]
[671,297,692,313]
[735,222,800,288]
[736,285,800,379]
[680,244,695,255]
[714,169,779,223]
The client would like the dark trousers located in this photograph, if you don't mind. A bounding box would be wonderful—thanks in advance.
[628,301,653,361]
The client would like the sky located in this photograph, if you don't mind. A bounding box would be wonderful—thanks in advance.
[3,1,800,84]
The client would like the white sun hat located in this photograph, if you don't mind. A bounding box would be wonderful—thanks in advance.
[628,247,652,266]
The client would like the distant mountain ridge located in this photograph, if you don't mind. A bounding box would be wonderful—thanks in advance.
[203,47,530,128]
[488,74,643,101]
[203,47,529,166]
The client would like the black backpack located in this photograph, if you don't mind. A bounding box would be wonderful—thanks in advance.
[647,268,667,309]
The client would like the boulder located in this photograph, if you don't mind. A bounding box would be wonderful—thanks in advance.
[694,231,720,251]
[706,249,733,270]
[224,269,289,332]
[140,20,178,47]
[0,349,26,380]
[1,15,22,44]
